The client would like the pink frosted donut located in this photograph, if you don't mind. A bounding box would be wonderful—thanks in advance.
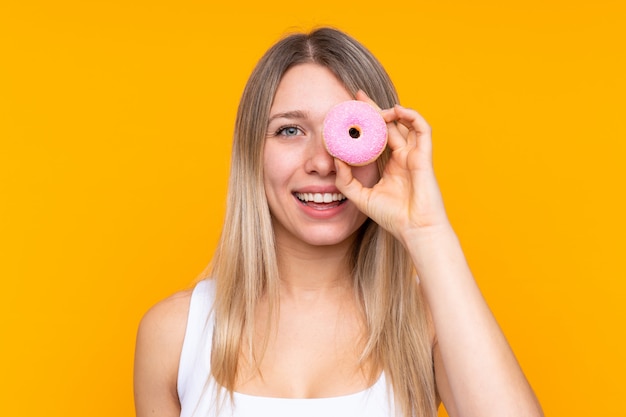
[323,100,387,166]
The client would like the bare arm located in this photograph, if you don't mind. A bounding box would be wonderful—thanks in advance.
[134,290,191,417]
[411,226,542,417]
[336,92,543,417]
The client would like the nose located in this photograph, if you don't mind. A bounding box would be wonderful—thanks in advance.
[304,133,336,177]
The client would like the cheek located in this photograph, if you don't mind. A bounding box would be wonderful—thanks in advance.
[262,147,275,201]
[263,143,282,183]
[262,143,297,194]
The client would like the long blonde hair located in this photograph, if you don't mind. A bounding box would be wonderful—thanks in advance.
[209,27,437,417]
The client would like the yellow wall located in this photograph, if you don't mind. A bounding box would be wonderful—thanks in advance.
[1,1,624,415]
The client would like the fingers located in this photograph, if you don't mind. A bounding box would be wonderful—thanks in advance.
[384,115,410,151]
[355,90,381,110]
[355,90,430,135]
[390,104,432,137]
[355,90,432,155]
[387,105,433,156]
[334,159,371,213]
[355,90,405,151]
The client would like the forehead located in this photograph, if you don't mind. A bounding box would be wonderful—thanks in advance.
[270,63,353,116]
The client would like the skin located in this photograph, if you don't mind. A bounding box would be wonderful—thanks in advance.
[263,64,379,251]
[134,63,544,417]
[236,64,381,397]
[336,90,543,417]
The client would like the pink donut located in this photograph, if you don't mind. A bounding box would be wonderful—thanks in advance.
[323,100,388,166]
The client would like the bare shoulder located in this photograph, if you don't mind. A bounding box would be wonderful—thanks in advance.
[134,288,194,417]
[139,289,193,339]
[136,288,194,370]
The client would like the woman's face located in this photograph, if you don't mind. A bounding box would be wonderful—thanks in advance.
[263,63,380,249]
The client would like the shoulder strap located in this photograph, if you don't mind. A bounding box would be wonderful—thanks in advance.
[177,279,216,401]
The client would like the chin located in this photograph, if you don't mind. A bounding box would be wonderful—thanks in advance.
[299,225,364,248]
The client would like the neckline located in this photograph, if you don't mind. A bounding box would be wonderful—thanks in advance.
[193,281,387,404]
[231,372,386,402]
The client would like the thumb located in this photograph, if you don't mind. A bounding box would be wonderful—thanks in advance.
[334,159,371,213]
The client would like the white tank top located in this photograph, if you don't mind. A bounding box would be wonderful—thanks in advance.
[177,279,396,417]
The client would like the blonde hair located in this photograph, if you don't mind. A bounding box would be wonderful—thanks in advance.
[209,27,437,417]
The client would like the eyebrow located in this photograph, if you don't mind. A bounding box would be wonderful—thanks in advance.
[267,110,309,124]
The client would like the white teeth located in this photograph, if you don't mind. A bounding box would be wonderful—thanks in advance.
[296,192,346,203]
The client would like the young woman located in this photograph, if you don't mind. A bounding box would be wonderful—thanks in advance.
[134,27,543,417]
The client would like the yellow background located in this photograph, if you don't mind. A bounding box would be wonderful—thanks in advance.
[1,1,624,416]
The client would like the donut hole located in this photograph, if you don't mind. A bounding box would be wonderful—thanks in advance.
[348,126,361,139]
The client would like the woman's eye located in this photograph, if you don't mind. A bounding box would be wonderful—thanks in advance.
[277,126,303,137]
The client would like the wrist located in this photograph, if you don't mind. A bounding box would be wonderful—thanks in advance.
[399,220,456,249]
[400,222,466,273]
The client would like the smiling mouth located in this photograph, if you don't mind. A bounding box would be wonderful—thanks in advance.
[295,192,347,207]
